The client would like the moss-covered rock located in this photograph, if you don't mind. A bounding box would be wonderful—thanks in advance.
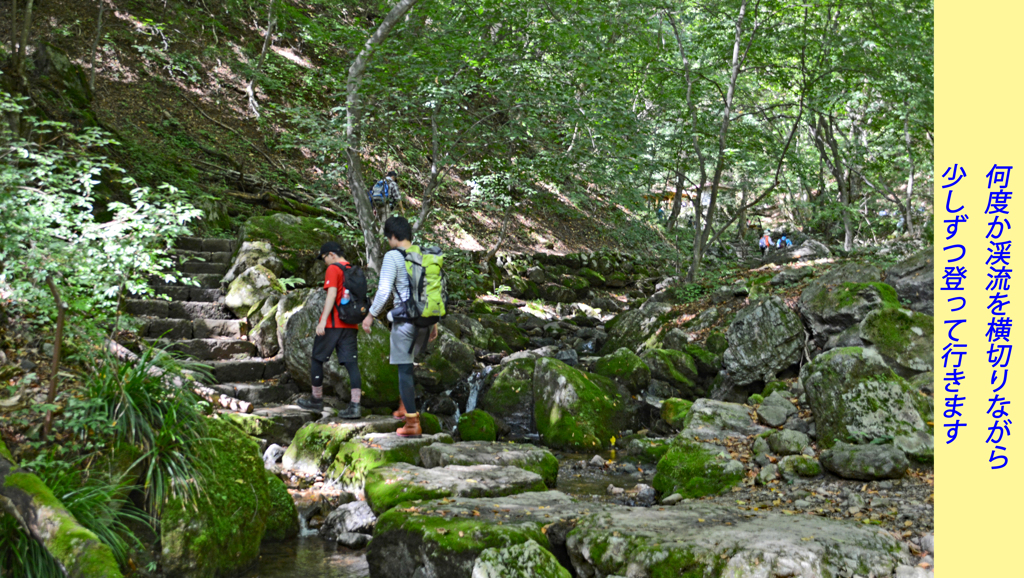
[240,213,360,283]
[797,263,889,347]
[421,412,443,435]
[440,314,493,350]
[641,349,702,398]
[682,344,722,377]
[762,380,788,397]
[161,418,274,578]
[222,241,284,286]
[421,327,478,390]
[660,398,693,430]
[704,330,728,355]
[419,441,559,487]
[539,283,576,303]
[624,437,672,463]
[746,394,764,405]
[533,358,630,451]
[605,271,630,288]
[682,398,764,437]
[652,441,743,498]
[222,412,285,441]
[281,416,399,474]
[599,302,674,355]
[365,463,547,515]
[820,442,909,480]
[478,315,530,352]
[480,358,536,438]
[224,264,286,318]
[801,347,927,447]
[283,291,398,405]
[474,539,571,578]
[591,347,650,394]
[577,267,606,288]
[858,308,934,376]
[458,410,498,442]
[326,433,453,487]
[723,296,804,387]
[263,472,299,541]
[470,298,498,316]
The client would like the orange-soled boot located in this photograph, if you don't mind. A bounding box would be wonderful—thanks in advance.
[392,398,407,420]
[396,413,422,438]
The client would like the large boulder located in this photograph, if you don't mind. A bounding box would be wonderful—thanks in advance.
[224,265,285,318]
[364,463,546,515]
[797,263,890,348]
[326,432,454,487]
[441,314,492,350]
[161,418,296,578]
[533,358,630,451]
[722,296,803,387]
[885,249,934,315]
[473,539,570,578]
[641,348,703,398]
[281,416,401,474]
[683,398,764,437]
[222,240,283,286]
[820,441,909,480]
[421,326,478,390]
[591,348,650,394]
[566,502,907,578]
[419,441,559,487]
[801,347,927,447]
[480,358,537,438]
[477,314,530,352]
[651,440,744,498]
[282,289,398,406]
[858,307,934,376]
[599,301,674,355]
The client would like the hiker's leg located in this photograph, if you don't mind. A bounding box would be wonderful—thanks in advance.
[397,363,416,414]
[309,333,333,399]
[345,361,362,403]
[336,328,360,401]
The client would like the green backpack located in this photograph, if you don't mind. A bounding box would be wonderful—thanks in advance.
[397,245,448,327]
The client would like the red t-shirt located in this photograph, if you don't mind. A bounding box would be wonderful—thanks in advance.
[324,262,358,329]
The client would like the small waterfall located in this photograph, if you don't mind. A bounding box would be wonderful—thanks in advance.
[464,366,494,414]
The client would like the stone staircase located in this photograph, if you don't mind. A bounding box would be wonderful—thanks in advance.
[125,236,315,442]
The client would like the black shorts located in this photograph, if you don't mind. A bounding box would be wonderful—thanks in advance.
[312,328,358,363]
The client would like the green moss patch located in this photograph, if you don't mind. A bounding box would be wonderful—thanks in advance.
[534,359,629,451]
[660,398,693,429]
[651,441,742,498]
[458,410,498,442]
[592,347,651,394]
[327,433,453,487]
[263,472,299,541]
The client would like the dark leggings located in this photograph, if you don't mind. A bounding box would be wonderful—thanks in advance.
[398,363,416,414]
[311,360,361,394]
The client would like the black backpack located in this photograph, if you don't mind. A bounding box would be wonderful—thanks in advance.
[330,262,369,325]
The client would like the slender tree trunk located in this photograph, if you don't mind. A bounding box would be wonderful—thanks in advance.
[666,171,683,231]
[10,0,18,68]
[246,0,277,118]
[88,2,105,92]
[903,113,916,237]
[16,0,34,86]
[412,108,442,235]
[43,276,66,437]
[346,0,421,272]
[687,0,748,282]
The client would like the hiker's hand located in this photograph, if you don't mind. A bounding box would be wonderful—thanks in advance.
[429,324,438,343]
[361,314,374,335]
[316,320,326,336]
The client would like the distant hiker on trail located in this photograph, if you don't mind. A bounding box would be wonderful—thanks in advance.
[368,171,402,218]
[776,235,792,248]
[361,216,441,437]
[298,242,370,418]
[758,232,772,257]
[657,207,666,222]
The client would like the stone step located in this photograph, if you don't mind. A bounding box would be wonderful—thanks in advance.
[151,285,222,302]
[124,300,234,320]
[174,250,233,265]
[207,357,285,383]
[152,273,222,289]
[175,237,238,253]
[178,261,231,276]
[207,382,291,404]
[253,405,322,441]
[146,338,257,360]
[141,318,245,340]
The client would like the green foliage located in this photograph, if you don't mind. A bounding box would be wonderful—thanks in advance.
[671,283,708,304]
[0,516,64,578]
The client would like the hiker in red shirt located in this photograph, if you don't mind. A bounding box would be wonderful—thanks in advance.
[297,242,366,419]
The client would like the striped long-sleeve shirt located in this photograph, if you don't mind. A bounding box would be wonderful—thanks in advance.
[369,249,410,318]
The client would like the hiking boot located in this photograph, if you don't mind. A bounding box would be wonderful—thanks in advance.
[392,398,407,420]
[296,395,324,412]
[396,413,422,438]
[337,402,362,419]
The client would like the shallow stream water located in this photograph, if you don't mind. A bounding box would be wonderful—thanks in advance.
[241,537,369,578]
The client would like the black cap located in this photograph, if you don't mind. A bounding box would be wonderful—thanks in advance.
[387,170,397,177]
[318,241,343,258]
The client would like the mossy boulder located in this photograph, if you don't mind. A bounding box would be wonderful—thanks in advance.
[441,314,493,350]
[682,344,722,377]
[222,240,284,286]
[421,327,477,390]
[364,463,547,515]
[470,298,498,316]
[777,455,821,480]
[326,432,453,487]
[421,412,443,435]
[624,437,672,463]
[539,283,576,303]
[605,271,630,288]
[660,398,694,430]
[263,472,300,541]
[473,539,571,578]
[682,398,764,437]
[281,416,400,474]
[161,418,276,578]
[533,358,630,451]
[224,265,285,318]
[222,412,285,441]
[641,348,703,398]
[478,315,529,352]
[723,296,804,387]
[591,347,651,394]
[419,441,559,487]
[797,263,890,347]
[858,308,934,376]
[652,440,743,498]
[704,331,728,355]
[599,302,674,355]
[801,347,927,447]
[820,441,909,480]
[885,248,934,315]
[480,358,537,438]
[458,410,498,442]
[577,267,606,288]
[283,290,398,405]
[508,277,540,300]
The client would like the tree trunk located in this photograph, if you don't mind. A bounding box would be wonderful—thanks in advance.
[246,0,277,118]
[16,0,34,86]
[88,2,105,92]
[0,453,123,578]
[903,113,916,237]
[666,171,683,231]
[687,0,748,282]
[43,276,66,437]
[346,0,421,272]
